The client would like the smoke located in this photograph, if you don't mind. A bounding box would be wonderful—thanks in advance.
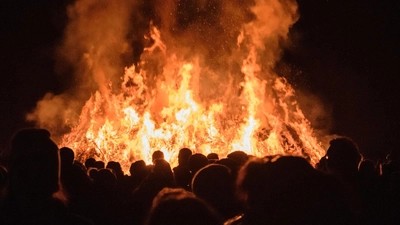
[27,0,137,136]
[26,93,82,143]
[59,0,136,94]
[27,0,329,146]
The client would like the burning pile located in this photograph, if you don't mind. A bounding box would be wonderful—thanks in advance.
[28,0,326,172]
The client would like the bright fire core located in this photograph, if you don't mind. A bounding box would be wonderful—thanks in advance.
[61,30,324,172]
[33,0,327,173]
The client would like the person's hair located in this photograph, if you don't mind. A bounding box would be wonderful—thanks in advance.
[326,137,361,174]
[7,128,67,202]
[178,148,192,165]
[145,187,223,225]
[152,150,165,163]
[192,164,241,219]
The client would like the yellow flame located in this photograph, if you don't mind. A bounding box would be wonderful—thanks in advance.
[61,21,324,174]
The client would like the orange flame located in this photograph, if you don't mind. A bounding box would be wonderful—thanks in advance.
[19,0,329,174]
[60,24,324,173]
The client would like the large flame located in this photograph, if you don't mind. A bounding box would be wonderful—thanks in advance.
[28,0,326,173]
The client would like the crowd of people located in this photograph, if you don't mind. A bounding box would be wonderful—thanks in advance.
[0,128,399,224]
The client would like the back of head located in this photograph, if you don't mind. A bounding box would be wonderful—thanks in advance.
[153,159,174,182]
[93,168,117,191]
[227,151,249,166]
[145,187,222,225]
[152,150,164,163]
[94,160,105,169]
[358,159,376,178]
[106,161,124,178]
[178,148,192,166]
[60,147,75,168]
[207,153,219,163]
[192,164,233,197]
[188,153,209,175]
[237,155,326,224]
[192,164,240,219]
[215,157,240,179]
[85,157,96,169]
[237,155,315,201]
[207,153,219,160]
[130,160,147,176]
[326,137,361,176]
[8,128,60,196]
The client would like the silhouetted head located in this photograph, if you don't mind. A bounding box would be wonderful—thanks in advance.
[130,160,147,176]
[237,155,315,205]
[153,158,174,183]
[325,137,361,176]
[236,155,334,224]
[207,153,219,163]
[106,161,124,178]
[316,155,328,172]
[94,160,105,169]
[60,147,74,168]
[192,164,240,219]
[358,159,376,178]
[152,150,165,163]
[85,157,96,169]
[145,187,223,225]
[188,153,209,175]
[386,149,400,162]
[87,167,99,180]
[192,164,233,195]
[215,157,240,179]
[207,153,219,160]
[93,168,117,191]
[227,150,248,166]
[8,128,60,196]
[178,148,192,166]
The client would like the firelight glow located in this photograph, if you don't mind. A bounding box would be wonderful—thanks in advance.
[28,0,326,173]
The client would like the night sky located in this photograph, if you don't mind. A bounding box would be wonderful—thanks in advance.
[1,0,399,162]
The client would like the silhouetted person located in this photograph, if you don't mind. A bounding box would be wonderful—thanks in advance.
[357,159,387,224]
[173,148,192,190]
[192,164,242,220]
[325,137,361,179]
[89,168,128,225]
[316,155,328,172]
[207,153,219,163]
[152,150,164,163]
[324,137,366,223]
[0,128,91,224]
[127,160,149,191]
[60,147,75,168]
[385,149,400,170]
[59,147,92,220]
[144,187,223,225]
[85,157,96,170]
[130,158,176,224]
[87,167,99,181]
[106,161,125,181]
[226,155,355,225]
[358,159,376,179]
[188,153,209,177]
[227,150,248,166]
[94,160,105,170]
[215,157,241,180]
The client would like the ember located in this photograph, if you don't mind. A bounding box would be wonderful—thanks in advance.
[28,0,326,173]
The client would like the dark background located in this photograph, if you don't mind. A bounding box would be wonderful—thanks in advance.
[1,0,399,162]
